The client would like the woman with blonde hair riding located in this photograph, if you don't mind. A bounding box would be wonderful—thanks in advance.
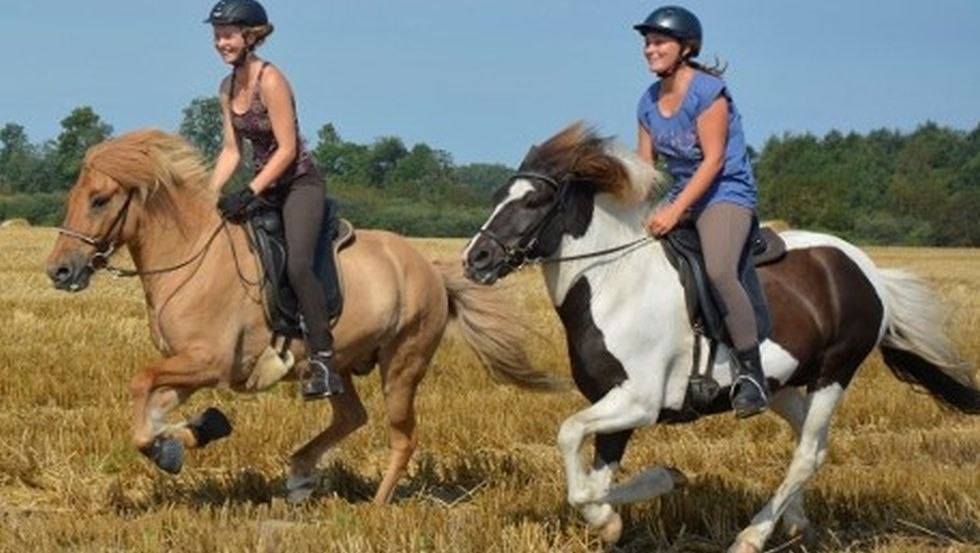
[206,0,341,400]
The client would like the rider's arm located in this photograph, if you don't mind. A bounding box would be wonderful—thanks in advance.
[248,66,299,194]
[637,122,657,165]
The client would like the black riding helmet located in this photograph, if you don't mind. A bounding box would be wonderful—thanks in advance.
[204,0,268,26]
[634,6,702,57]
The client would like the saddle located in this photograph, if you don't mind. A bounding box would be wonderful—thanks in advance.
[245,197,355,339]
[659,219,787,422]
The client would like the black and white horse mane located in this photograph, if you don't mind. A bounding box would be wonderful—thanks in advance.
[518,121,668,205]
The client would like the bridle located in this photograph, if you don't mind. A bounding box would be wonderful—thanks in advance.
[475,171,571,270]
[56,189,226,278]
[477,172,654,271]
[56,190,136,275]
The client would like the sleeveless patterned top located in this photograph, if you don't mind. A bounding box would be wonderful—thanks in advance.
[229,62,314,185]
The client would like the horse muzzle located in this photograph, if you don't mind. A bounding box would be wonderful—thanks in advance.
[46,251,94,292]
[462,241,511,285]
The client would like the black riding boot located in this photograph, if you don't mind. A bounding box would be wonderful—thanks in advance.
[729,347,769,418]
[302,350,345,400]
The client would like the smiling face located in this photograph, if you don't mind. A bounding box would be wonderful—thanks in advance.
[212,24,247,65]
[643,32,684,75]
[462,175,564,284]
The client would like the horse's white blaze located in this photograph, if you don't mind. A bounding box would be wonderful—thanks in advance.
[461,178,536,261]
[782,230,890,342]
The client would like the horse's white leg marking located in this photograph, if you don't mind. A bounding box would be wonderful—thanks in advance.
[768,387,811,537]
[730,384,843,552]
[557,385,658,506]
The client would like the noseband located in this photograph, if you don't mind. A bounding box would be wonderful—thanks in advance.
[476,171,569,270]
[57,190,136,273]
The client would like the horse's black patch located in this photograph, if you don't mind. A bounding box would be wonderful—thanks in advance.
[557,277,634,467]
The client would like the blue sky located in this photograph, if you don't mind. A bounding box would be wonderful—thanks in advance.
[1,1,979,165]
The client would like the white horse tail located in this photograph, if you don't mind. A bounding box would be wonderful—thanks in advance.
[437,262,569,392]
[878,267,980,414]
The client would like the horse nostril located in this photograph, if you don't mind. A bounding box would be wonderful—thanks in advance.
[48,264,72,285]
[470,248,492,269]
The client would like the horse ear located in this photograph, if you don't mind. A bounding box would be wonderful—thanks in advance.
[518,145,540,170]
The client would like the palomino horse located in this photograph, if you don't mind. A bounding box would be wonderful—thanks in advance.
[462,123,980,553]
[45,129,562,505]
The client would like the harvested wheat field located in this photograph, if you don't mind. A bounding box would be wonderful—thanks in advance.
[1,227,978,553]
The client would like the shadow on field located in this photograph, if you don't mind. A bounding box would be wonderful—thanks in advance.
[596,474,979,553]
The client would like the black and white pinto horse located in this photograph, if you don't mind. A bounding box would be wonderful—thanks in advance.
[461,123,979,553]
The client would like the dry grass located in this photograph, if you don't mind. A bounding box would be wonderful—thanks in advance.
[1,227,978,553]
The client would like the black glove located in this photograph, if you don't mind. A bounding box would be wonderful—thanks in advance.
[217,188,256,222]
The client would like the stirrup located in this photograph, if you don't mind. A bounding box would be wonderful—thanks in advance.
[302,354,344,400]
[730,375,768,418]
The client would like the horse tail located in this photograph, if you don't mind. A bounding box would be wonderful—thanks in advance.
[436,262,568,392]
[878,267,980,414]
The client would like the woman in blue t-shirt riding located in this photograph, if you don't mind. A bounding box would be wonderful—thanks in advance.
[634,6,768,418]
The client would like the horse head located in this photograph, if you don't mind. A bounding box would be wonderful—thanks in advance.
[463,122,663,284]
[45,129,213,291]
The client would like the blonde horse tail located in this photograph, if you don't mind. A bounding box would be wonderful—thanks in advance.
[437,263,568,392]
[878,268,980,414]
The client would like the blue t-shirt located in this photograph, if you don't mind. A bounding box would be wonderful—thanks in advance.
[637,71,757,212]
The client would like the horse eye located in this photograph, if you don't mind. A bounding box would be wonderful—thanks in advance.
[90,195,110,209]
[525,191,554,209]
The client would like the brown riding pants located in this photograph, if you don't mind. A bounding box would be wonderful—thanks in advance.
[695,202,758,351]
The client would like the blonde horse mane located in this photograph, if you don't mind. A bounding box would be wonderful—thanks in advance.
[521,121,667,204]
[82,129,214,220]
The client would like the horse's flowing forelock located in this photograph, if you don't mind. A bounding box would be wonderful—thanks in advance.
[521,121,667,205]
[82,129,214,215]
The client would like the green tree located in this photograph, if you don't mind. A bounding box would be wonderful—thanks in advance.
[0,123,35,193]
[53,106,113,190]
[178,96,223,163]
[366,136,407,187]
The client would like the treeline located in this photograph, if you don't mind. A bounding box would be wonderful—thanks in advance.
[755,122,980,246]
[1,99,978,245]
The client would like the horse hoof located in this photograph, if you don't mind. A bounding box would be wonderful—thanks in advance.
[286,473,318,504]
[188,407,233,448]
[666,466,688,488]
[142,437,185,474]
[597,512,623,544]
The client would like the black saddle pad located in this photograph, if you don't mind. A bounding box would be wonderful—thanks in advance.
[662,219,785,345]
[246,197,352,338]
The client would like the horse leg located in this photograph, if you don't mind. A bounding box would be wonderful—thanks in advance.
[728,383,843,553]
[129,354,225,473]
[286,372,367,503]
[372,360,427,505]
[557,386,681,542]
[768,387,815,542]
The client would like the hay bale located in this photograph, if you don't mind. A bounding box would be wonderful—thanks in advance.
[761,219,791,233]
[0,218,30,229]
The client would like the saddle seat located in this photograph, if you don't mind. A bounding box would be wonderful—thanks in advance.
[659,220,787,422]
[245,197,355,340]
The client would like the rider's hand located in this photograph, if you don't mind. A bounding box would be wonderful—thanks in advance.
[217,188,256,222]
[645,204,682,237]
